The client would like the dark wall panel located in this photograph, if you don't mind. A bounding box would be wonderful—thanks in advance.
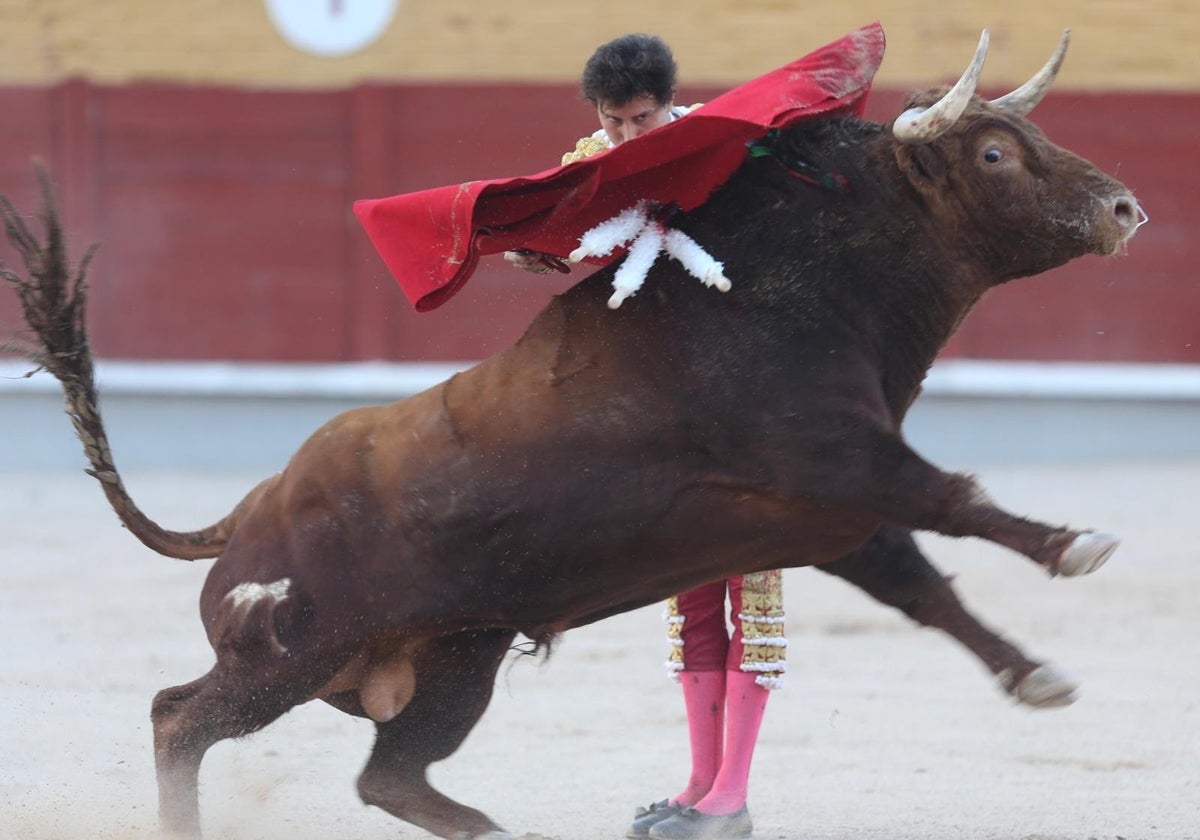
[1,81,1196,365]
[0,87,59,340]
[88,86,352,360]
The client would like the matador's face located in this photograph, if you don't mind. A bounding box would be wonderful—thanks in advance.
[596,94,675,146]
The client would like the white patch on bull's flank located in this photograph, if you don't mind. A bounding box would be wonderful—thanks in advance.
[226,578,292,607]
[222,578,295,656]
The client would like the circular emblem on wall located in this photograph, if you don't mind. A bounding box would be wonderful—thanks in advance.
[265,0,398,57]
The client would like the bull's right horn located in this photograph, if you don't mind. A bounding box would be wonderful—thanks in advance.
[892,29,990,145]
[988,29,1070,115]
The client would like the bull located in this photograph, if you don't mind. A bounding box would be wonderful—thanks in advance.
[0,28,1140,840]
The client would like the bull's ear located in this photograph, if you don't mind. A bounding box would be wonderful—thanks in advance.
[895,143,948,192]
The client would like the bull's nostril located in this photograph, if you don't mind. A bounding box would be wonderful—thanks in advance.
[1112,196,1138,229]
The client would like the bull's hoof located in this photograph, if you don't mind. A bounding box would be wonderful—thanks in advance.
[1056,531,1118,576]
[1002,664,1078,709]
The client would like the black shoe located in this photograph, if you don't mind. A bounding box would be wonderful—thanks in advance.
[627,799,682,838]
[648,805,753,840]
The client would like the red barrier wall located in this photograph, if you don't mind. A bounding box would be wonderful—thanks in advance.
[1,81,1195,364]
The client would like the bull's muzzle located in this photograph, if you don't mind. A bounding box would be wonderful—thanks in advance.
[1101,192,1144,255]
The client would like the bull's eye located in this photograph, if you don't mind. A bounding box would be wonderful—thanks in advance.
[983,147,1004,164]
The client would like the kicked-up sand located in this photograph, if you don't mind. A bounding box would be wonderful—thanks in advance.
[1,461,1197,840]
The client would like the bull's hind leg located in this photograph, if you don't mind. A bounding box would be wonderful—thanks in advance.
[819,524,1077,707]
[151,651,346,837]
[357,628,517,840]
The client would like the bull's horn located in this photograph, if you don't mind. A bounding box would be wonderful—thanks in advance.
[893,29,990,145]
[989,29,1070,115]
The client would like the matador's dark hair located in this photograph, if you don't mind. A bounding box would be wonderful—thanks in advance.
[580,33,678,107]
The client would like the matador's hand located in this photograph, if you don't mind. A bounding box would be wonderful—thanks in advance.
[504,249,572,275]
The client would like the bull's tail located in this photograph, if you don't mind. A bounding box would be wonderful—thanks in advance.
[1,165,234,561]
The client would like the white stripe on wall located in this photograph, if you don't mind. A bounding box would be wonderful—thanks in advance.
[2,359,1199,401]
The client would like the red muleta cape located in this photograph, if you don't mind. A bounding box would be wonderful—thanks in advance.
[354,22,886,312]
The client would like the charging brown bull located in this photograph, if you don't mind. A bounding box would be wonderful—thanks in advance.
[1,29,1140,840]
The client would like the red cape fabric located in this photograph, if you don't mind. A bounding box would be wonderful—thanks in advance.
[355,22,886,312]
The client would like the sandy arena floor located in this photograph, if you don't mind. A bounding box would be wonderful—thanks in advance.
[2,461,1198,840]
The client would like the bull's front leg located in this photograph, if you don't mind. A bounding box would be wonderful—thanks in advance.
[895,466,1115,577]
[798,421,1117,577]
[819,524,1078,707]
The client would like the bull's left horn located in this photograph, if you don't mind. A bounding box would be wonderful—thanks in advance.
[893,29,990,144]
[989,29,1071,116]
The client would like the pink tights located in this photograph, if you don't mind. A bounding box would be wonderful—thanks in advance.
[669,578,771,815]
